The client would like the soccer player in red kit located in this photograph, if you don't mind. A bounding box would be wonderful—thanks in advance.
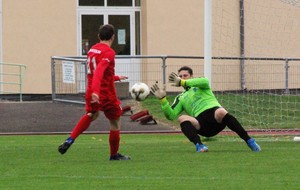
[58,24,130,160]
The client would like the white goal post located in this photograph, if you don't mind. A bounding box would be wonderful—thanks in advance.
[204,0,212,84]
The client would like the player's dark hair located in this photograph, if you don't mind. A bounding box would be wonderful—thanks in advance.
[98,24,115,41]
[178,66,193,75]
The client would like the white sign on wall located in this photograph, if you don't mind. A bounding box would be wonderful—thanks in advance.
[118,29,126,45]
[62,61,75,84]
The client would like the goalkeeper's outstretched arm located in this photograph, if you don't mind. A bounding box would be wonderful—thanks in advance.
[150,83,182,121]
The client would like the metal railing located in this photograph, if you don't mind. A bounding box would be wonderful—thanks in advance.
[51,55,300,104]
[0,63,27,102]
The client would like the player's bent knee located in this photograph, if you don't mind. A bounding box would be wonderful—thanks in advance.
[178,115,191,123]
[179,115,200,130]
[178,115,186,123]
[87,112,99,121]
[215,108,228,123]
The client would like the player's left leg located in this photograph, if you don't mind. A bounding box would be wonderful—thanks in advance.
[215,107,250,140]
[104,104,130,160]
[178,115,208,152]
[217,108,261,152]
[71,112,99,138]
[58,94,99,155]
[58,112,98,154]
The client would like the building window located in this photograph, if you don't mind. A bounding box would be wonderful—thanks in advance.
[79,0,104,6]
[78,0,141,55]
[135,11,141,55]
[79,0,140,7]
[81,15,104,55]
[107,0,132,7]
[135,0,140,6]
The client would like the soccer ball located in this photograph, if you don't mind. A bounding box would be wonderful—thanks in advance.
[130,82,150,101]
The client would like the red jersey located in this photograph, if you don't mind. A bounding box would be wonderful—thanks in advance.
[86,43,118,102]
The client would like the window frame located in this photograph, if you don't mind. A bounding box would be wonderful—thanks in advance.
[77,6,141,56]
[78,0,140,7]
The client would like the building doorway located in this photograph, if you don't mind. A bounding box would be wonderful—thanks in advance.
[78,1,140,56]
[77,1,141,91]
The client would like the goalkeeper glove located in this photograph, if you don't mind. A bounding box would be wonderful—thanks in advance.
[150,83,166,100]
[168,72,186,87]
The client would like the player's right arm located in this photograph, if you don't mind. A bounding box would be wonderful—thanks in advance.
[185,77,210,89]
[91,52,114,97]
[160,95,183,121]
[169,72,210,89]
[114,75,128,81]
[150,83,183,121]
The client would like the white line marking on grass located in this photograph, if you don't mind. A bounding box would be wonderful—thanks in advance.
[33,175,207,180]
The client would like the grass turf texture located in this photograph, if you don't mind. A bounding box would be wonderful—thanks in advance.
[1,134,299,189]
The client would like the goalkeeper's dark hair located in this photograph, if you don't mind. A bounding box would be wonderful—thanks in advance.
[98,24,115,41]
[178,66,193,75]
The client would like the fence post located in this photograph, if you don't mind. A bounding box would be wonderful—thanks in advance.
[19,65,23,102]
[161,55,167,85]
[284,59,290,94]
[51,57,56,101]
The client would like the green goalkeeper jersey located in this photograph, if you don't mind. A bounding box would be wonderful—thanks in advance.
[161,77,221,121]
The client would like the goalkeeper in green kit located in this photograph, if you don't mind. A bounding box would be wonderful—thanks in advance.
[150,66,261,152]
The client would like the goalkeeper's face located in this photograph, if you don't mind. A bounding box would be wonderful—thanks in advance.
[178,70,192,80]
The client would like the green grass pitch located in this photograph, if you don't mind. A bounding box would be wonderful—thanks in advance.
[0,134,299,189]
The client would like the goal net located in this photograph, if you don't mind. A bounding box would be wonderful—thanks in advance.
[211,0,300,134]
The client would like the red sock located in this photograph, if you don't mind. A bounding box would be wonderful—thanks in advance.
[109,130,120,156]
[70,115,92,139]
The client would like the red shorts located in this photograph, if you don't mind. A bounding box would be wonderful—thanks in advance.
[85,93,122,120]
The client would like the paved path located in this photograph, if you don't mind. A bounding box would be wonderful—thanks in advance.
[0,100,178,135]
[1,100,298,136]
